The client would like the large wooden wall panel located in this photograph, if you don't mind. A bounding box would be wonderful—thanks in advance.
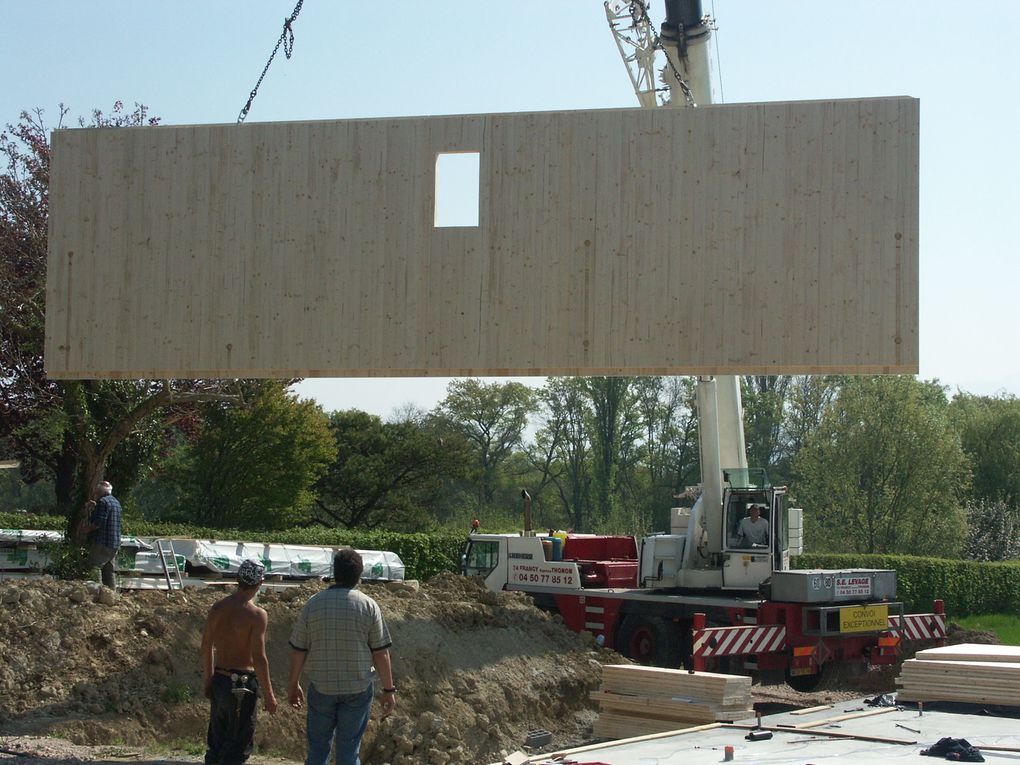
[45,99,918,378]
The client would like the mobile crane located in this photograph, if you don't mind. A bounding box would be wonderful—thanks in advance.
[462,0,946,690]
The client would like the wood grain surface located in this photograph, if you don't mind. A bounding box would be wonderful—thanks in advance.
[45,99,919,378]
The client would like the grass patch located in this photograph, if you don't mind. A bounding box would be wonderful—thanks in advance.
[953,613,1020,645]
[154,739,206,757]
[161,679,197,704]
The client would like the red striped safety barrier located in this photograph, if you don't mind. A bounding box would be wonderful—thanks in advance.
[693,624,787,658]
[887,613,947,641]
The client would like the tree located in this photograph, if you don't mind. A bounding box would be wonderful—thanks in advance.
[313,409,469,529]
[0,467,52,512]
[950,392,1020,507]
[434,379,537,512]
[1,103,245,535]
[529,377,593,530]
[583,377,642,529]
[530,376,698,533]
[174,384,335,529]
[962,500,1020,562]
[792,376,969,556]
[741,376,792,480]
[785,376,843,458]
[629,376,699,531]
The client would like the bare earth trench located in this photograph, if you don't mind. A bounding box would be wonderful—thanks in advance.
[1,575,979,765]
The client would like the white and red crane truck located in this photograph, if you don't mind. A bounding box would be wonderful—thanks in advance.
[463,474,946,690]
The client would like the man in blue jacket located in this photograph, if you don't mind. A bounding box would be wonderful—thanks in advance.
[83,480,122,589]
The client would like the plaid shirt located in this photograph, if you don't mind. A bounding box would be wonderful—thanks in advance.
[289,586,392,695]
[88,495,122,550]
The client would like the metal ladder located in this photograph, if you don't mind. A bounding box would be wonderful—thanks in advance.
[155,538,184,592]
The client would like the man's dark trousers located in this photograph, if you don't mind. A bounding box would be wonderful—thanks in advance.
[205,673,259,765]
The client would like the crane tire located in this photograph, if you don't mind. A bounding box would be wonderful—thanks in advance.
[616,614,682,667]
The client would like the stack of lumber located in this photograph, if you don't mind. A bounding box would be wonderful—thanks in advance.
[896,643,1020,706]
[592,664,754,739]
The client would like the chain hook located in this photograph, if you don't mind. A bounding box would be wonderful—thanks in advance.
[237,0,305,124]
[628,0,697,106]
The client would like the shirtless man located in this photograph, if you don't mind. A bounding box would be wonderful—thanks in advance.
[201,559,278,765]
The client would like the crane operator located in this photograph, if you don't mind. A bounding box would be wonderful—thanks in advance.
[737,503,769,548]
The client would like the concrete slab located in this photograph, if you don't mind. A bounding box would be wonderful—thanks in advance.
[515,698,1020,765]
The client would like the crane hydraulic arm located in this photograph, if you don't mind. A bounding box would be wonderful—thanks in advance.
[606,0,748,573]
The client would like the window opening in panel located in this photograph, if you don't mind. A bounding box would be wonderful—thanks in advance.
[434,151,480,227]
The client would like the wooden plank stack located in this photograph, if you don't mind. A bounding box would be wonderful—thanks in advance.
[593,665,754,740]
[896,643,1020,706]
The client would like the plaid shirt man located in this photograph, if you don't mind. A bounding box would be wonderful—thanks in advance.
[88,494,122,550]
[288,586,392,695]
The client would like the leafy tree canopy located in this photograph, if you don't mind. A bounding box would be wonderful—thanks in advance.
[951,391,1020,507]
[172,383,335,529]
[792,376,970,556]
[313,409,469,529]
[434,379,537,510]
[962,499,1020,562]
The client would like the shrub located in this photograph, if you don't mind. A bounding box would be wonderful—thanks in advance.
[41,541,95,580]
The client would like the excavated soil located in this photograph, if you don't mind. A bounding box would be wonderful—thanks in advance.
[0,574,616,765]
[0,575,984,764]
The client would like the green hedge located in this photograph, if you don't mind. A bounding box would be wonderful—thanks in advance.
[793,553,1020,617]
[0,511,66,531]
[0,512,464,582]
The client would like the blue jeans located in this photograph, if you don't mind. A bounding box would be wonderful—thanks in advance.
[305,683,373,765]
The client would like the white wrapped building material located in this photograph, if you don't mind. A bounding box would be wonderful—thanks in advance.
[0,530,405,582]
[0,529,152,549]
[0,529,64,546]
[162,539,405,581]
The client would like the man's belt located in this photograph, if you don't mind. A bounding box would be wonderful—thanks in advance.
[214,666,256,680]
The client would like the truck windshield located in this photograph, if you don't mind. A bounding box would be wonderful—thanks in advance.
[463,540,500,577]
[723,467,769,489]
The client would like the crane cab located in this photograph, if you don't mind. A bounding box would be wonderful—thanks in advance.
[720,468,786,589]
[641,468,802,591]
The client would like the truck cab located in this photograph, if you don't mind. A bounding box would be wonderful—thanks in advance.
[462,532,638,593]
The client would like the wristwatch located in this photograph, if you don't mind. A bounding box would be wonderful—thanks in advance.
[382,687,397,694]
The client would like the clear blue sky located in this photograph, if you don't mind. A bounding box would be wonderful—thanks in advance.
[4,1,1018,417]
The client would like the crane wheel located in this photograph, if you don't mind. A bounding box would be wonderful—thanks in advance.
[616,614,681,667]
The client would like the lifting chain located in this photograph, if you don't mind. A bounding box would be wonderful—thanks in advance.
[237,0,305,124]
[628,0,697,107]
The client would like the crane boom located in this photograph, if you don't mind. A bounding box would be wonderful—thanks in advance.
[609,1,747,578]
[604,1,662,107]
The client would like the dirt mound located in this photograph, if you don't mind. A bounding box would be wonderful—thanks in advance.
[0,574,621,765]
[945,622,1000,646]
